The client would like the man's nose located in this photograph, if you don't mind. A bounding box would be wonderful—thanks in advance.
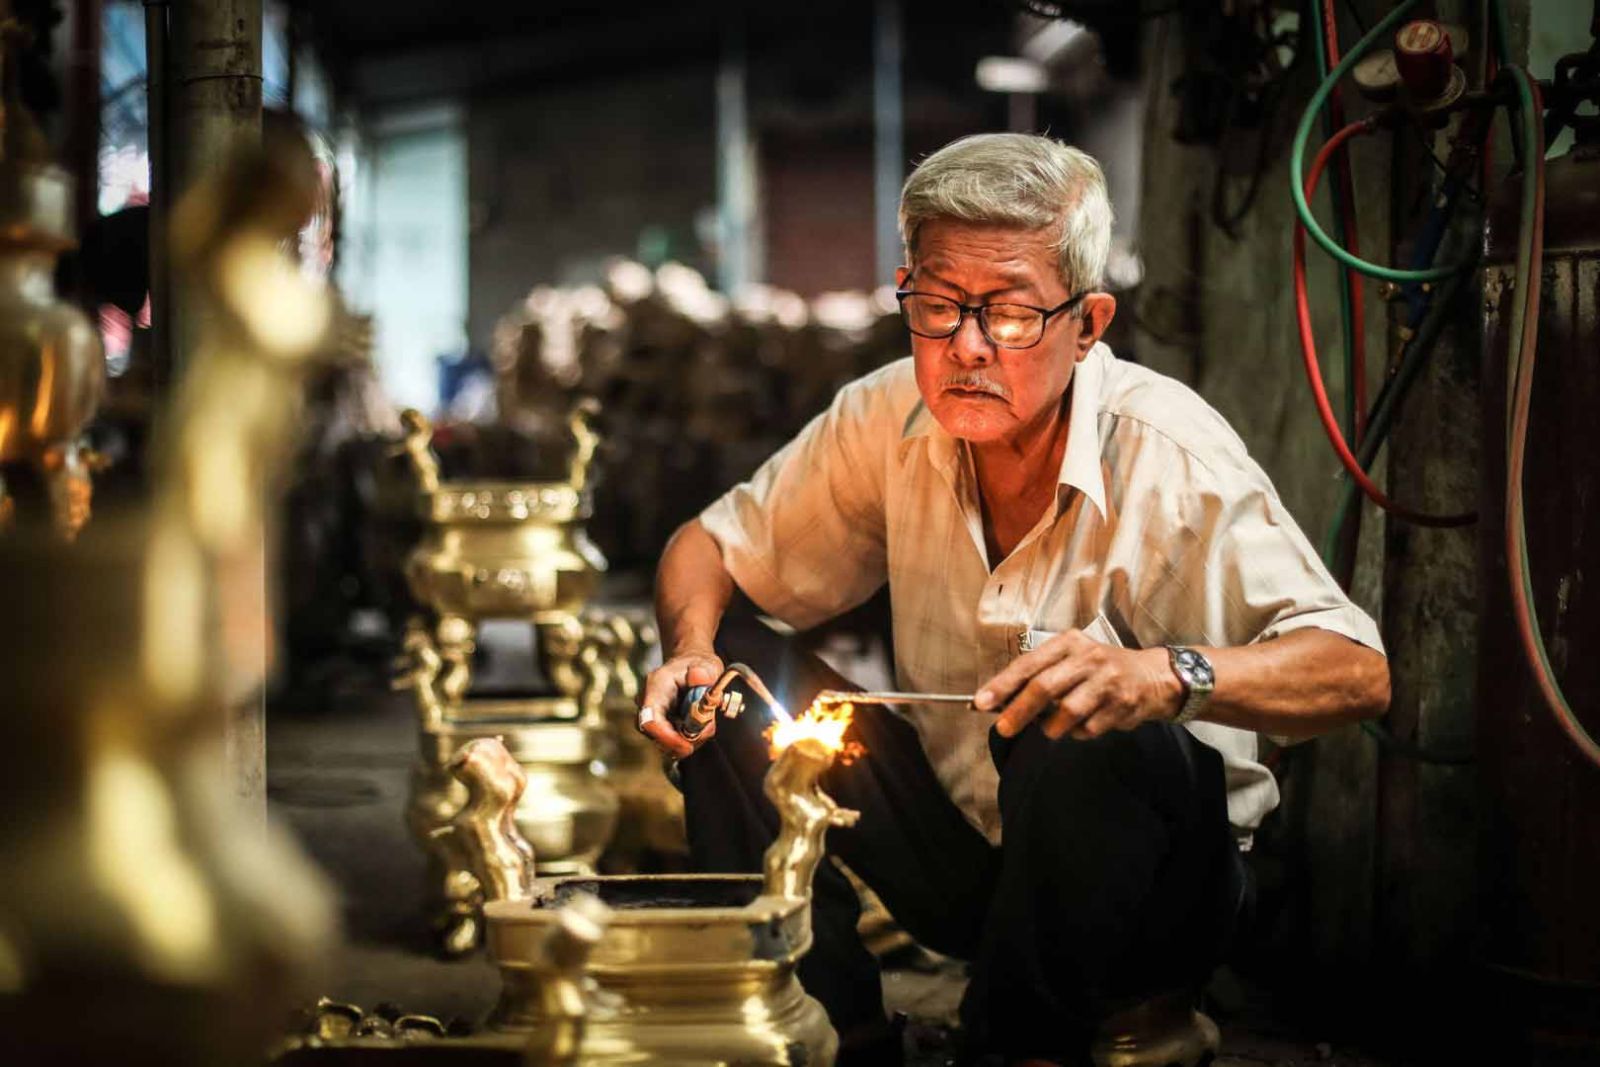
[949,311,995,365]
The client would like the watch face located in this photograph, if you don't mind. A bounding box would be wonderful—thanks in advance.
[1176,648,1214,687]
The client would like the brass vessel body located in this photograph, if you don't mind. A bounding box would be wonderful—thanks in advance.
[485,876,834,1066]
[406,482,607,625]
[0,163,104,537]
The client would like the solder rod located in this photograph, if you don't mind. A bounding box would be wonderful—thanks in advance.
[816,689,979,708]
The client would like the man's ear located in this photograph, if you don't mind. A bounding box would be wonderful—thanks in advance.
[1074,294,1117,358]
[895,265,911,289]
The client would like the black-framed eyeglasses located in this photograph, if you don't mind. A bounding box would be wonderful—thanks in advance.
[895,287,1088,350]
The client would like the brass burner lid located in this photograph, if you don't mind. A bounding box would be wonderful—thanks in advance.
[423,481,585,524]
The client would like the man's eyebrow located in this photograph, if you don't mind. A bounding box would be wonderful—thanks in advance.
[913,265,1039,301]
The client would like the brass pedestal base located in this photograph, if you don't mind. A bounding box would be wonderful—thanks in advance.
[485,875,837,1066]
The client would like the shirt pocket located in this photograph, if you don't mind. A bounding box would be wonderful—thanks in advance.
[1020,611,1127,652]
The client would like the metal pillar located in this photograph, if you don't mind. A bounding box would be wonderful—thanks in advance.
[167,0,265,812]
[872,0,903,284]
[715,12,758,294]
[170,0,262,192]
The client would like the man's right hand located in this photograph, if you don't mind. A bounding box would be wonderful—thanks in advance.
[638,649,725,759]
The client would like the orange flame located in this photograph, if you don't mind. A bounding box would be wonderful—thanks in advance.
[765,696,864,763]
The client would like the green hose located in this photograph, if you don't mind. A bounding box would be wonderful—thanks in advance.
[1290,0,1471,283]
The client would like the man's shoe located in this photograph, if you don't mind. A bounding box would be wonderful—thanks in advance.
[1089,990,1219,1067]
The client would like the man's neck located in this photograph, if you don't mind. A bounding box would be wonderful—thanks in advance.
[969,388,1073,566]
[970,386,1073,493]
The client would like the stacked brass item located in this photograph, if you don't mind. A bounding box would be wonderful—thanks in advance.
[492,262,905,569]
[395,404,636,954]
[0,13,104,540]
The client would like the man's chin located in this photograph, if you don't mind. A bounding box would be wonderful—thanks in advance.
[929,400,1014,443]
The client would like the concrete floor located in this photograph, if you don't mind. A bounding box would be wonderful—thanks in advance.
[267,637,1394,1066]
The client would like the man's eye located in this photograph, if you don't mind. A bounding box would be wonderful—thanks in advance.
[986,309,1034,341]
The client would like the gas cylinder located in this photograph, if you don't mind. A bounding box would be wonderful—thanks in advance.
[1479,132,1600,1048]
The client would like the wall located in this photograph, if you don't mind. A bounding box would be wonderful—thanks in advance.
[466,68,719,348]
[1133,0,1496,996]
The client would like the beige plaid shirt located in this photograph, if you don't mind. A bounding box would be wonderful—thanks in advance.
[701,343,1383,845]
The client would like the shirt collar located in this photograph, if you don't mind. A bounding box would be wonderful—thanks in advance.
[898,342,1109,520]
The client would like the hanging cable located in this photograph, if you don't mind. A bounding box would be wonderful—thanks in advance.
[1317,0,1368,442]
[1500,68,1600,769]
[1294,118,1476,527]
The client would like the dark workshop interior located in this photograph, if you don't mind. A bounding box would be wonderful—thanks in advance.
[1,1,1598,1065]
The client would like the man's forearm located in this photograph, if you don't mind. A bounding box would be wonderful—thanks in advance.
[655,519,736,656]
[1197,627,1390,740]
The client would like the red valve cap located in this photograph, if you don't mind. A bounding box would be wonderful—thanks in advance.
[1394,19,1454,102]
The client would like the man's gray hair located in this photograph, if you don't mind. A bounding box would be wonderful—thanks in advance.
[898,133,1113,294]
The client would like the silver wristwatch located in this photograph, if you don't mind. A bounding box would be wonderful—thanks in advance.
[1166,646,1215,726]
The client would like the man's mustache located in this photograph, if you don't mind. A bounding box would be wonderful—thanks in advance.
[939,372,1010,400]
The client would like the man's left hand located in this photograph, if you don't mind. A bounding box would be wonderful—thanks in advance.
[972,631,1185,740]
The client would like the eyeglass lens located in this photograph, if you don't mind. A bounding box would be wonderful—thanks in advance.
[901,295,1043,348]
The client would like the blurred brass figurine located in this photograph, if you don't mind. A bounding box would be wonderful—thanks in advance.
[439,737,536,905]
[763,737,862,900]
[398,408,442,494]
[469,731,857,1064]
[0,102,336,1063]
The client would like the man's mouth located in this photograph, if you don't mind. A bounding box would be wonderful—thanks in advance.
[944,385,1006,401]
[939,374,1010,402]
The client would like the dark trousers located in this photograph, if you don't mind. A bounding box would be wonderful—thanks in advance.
[680,619,1245,1064]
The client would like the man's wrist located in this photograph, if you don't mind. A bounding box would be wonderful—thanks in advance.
[1149,648,1185,719]
[666,632,719,661]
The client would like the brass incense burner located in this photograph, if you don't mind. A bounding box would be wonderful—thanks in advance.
[453,732,855,1066]
[395,405,622,952]
[399,402,608,718]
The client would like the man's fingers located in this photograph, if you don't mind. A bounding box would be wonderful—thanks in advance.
[974,631,1086,711]
[639,718,694,759]
[1068,707,1126,741]
[995,657,1094,737]
[640,670,683,718]
[1043,683,1105,740]
[684,659,723,687]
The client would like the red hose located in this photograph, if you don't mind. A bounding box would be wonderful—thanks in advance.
[1501,78,1599,767]
[1320,0,1368,442]
[1293,119,1475,527]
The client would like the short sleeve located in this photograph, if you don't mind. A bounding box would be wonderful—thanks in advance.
[699,373,893,630]
[1121,438,1385,657]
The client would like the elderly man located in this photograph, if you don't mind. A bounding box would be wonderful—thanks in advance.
[638,133,1389,1066]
